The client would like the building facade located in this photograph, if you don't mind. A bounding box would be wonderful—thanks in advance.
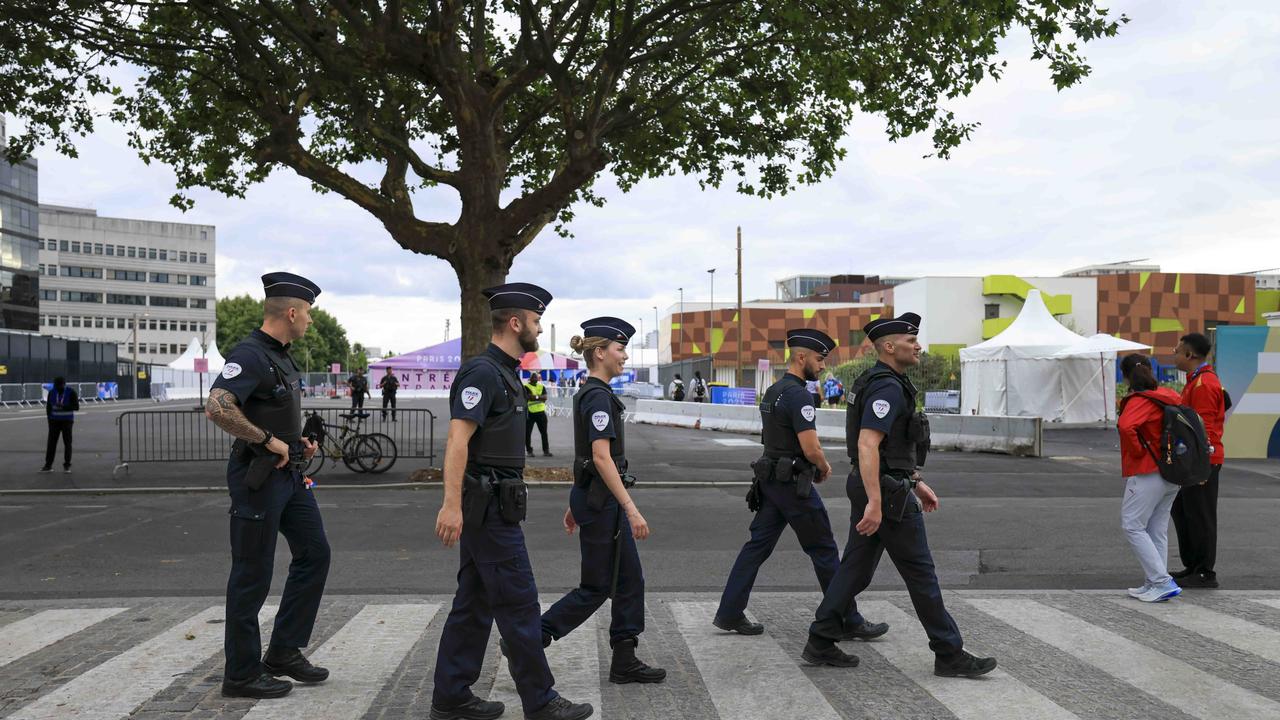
[0,117,41,332]
[37,205,216,365]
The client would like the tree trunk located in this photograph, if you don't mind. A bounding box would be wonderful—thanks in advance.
[453,233,514,360]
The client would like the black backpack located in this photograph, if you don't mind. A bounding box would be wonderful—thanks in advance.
[1126,392,1211,486]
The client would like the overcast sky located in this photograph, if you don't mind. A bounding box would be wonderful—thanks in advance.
[22,0,1280,355]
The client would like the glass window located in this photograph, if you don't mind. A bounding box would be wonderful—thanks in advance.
[93,243,103,255]
[984,304,1000,320]
[38,263,44,274]
[149,296,186,308]
[150,273,169,283]
[190,298,208,309]
[106,293,147,306]
[148,319,157,330]
[40,289,57,301]
[94,317,104,328]
[60,291,104,303]
[148,248,157,260]
[190,275,208,286]
[106,245,114,256]
[71,317,81,328]
[158,249,167,261]
[47,265,56,276]
[200,230,208,241]
[177,274,187,284]
[199,253,207,264]
[106,317,115,329]
[199,322,207,332]
[127,246,136,258]
[70,241,80,253]
[60,316,69,327]
[60,240,68,252]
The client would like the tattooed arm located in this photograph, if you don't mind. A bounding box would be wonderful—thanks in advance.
[205,388,268,442]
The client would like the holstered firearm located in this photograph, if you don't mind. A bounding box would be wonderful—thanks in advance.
[879,472,913,523]
[746,457,770,512]
[773,456,816,499]
[462,471,492,527]
[576,456,632,512]
[910,412,931,468]
[232,438,277,491]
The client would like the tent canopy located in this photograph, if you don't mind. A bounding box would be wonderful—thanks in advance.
[520,350,580,370]
[167,336,204,371]
[1052,333,1151,357]
[960,289,1086,361]
[370,337,462,370]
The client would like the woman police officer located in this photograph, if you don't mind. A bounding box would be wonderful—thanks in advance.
[537,317,666,684]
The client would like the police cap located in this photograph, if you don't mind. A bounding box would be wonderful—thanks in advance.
[482,282,552,314]
[580,317,636,346]
[261,272,321,304]
[786,328,835,356]
[865,312,921,342]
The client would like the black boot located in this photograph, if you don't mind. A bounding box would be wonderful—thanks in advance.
[429,697,506,720]
[221,672,292,699]
[526,696,593,720]
[263,645,330,683]
[609,637,666,684]
[712,615,764,635]
[801,636,860,667]
[840,621,890,641]
[934,649,997,678]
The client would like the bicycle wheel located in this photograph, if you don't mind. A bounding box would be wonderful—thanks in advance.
[341,435,371,473]
[302,446,327,477]
[356,433,398,474]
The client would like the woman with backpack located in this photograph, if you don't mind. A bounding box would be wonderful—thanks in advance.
[1116,354,1183,603]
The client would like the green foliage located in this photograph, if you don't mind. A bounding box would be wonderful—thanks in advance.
[215,293,350,372]
[831,352,962,407]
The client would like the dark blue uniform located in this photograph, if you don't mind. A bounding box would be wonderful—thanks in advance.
[215,329,331,682]
[715,372,853,627]
[432,343,557,715]
[542,377,645,644]
[810,361,963,656]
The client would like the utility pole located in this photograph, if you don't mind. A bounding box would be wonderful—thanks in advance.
[550,323,556,353]
[677,287,684,362]
[638,316,644,349]
[652,305,659,358]
[736,226,743,387]
[445,318,450,341]
[707,269,716,367]
[131,312,141,401]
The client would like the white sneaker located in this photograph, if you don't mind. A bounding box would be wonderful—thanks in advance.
[1127,582,1150,598]
[1137,580,1181,603]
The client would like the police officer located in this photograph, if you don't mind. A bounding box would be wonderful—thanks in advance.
[431,282,592,720]
[713,329,882,639]
[349,368,371,410]
[524,372,551,456]
[378,366,400,421]
[205,272,330,699]
[804,313,997,677]
[532,317,666,684]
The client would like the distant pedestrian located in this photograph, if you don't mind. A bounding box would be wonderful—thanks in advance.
[41,377,79,473]
[690,371,708,403]
[378,367,400,421]
[669,373,686,401]
[525,372,552,457]
[806,378,822,408]
[1117,353,1183,603]
[823,375,844,407]
[1170,333,1226,588]
[348,368,371,411]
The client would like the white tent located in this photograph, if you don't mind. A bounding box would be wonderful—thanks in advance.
[1052,333,1152,424]
[960,290,1113,423]
[167,336,206,371]
[204,339,226,373]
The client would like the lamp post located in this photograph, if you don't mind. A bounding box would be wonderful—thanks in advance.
[638,316,644,350]
[707,268,716,364]
[652,305,659,357]
[130,311,149,401]
[677,287,684,362]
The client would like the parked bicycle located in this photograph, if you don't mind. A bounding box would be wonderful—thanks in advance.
[301,410,397,476]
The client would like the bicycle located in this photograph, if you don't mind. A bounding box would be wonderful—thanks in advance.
[301,410,398,476]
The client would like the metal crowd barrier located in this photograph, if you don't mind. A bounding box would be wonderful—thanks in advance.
[114,406,436,475]
[1,382,120,408]
[0,384,23,408]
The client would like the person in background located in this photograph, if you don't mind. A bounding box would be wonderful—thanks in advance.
[823,375,844,407]
[669,373,686,401]
[41,377,80,473]
[348,368,371,411]
[378,367,400,422]
[1169,332,1225,588]
[524,372,552,457]
[1117,353,1183,603]
[691,371,708,403]
[806,377,822,408]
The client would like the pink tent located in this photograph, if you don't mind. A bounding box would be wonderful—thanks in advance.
[369,338,462,392]
[519,350,581,370]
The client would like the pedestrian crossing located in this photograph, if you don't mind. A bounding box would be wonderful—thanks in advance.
[1,591,1279,719]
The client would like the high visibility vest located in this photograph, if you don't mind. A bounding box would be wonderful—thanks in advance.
[524,381,547,414]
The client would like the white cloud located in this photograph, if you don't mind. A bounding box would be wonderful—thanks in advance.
[18,0,1280,351]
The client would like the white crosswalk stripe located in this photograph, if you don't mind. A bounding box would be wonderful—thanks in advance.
[242,603,439,720]
[859,601,1080,720]
[965,598,1280,720]
[5,593,1280,720]
[489,603,603,716]
[1111,596,1280,665]
[0,608,127,669]
[10,605,276,720]
[670,601,841,720]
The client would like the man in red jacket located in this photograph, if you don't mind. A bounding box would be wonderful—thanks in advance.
[1171,333,1225,588]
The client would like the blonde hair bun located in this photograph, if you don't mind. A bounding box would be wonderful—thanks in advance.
[569,335,586,353]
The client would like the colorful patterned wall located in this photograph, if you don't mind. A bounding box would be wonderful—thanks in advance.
[1218,325,1280,459]
[1097,273,1255,362]
[671,306,887,366]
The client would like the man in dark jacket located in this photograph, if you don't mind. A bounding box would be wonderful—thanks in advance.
[378,367,400,421]
[41,377,80,473]
[348,369,371,410]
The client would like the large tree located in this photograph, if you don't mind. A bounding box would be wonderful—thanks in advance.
[0,1,1124,356]
[216,293,352,371]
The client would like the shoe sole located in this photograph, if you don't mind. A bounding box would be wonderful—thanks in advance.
[525,706,593,720]
[221,685,292,699]
[801,649,860,667]
[430,709,505,720]
[609,672,667,684]
[1138,588,1181,603]
[934,663,998,678]
[263,664,329,684]
[842,627,890,641]
[712,619,763,635]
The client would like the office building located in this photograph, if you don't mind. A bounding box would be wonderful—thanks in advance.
[0,117,41,331]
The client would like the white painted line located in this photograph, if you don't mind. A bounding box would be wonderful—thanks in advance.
[490,603,602,716]
[0,608,128,669]
[712,438,760,447]
[1250,598,1280,611]
[243,603,439,720]
[965,599,1280,720]
[11,605,275,720]
[1110,597,1280,665]
[859,601,1078,720]
[671,600,840,720]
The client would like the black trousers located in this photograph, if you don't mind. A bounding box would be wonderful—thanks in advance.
[225,452,331,682]
[525,410,549,453]
[1171,464,1220,574]
[45,419,73,468]
[351,393,366,410]
[381,392,397,420]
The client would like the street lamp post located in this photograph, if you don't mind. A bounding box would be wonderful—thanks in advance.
[707,269,716,366]
[652,305,659,356]
[638,317,644,350]
[677,287,684,362]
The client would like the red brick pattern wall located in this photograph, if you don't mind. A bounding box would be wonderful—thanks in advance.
[1097,273,1254,361]
[670,306,889,366]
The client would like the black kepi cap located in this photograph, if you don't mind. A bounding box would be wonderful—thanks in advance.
[482,282,552,314]
[864,312,921,342]
[786,328,835,356]
[580,316,636,346]
[261,272,321,304]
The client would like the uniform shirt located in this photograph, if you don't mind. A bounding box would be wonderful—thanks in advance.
[1118,386,1184,477]
[378,374,400,395]
[213,329,296,406]
[1182,364,1225,464]
[772,373,819,436]
[451,344,524,477]
[578,378,619,443]
[858,366,908,436]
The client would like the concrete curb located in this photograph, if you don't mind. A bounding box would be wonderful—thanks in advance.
[0,480,752,496]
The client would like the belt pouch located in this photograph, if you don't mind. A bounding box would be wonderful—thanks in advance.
[880,474,910,522]
[462,473,489,527]
[244,454,276,491]
[497,478,528,523]
[794,461,815,499]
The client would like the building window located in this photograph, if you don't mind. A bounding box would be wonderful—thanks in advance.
[112,269,146,282]
[148,319,157,330]
[177,274,187,284]
[94,317,104,328]
[127,246,136,258]
[38,263,45,274]
[198,253,207,264]
[62,266,104,279]
[158,249,167,261]
[59,316,69,327]
[200,230,208,241]
[70,241,80,253]
[199,322,207,332]
[106,293,147,306]
[40,289,57,301]
[46,264,56,276]
[150,296,186,308]
[985,303,1000,320]
[106,245,115,256]
[179,251,188,262]
[106,318,115,329]
[60,291,104,303]
[94,243,103,255]
[71,317,81,328]
[190,298,208,309]
[190,275,208,286]
[60,240,69,252]
[147,248,157,260]
[150,272,169,283]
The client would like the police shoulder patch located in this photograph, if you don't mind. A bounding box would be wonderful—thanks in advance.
[460,386,482,410]
[221,362,242,379]
[800,405,816,422]
[872,399,891,419]
[592,410,610,431]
